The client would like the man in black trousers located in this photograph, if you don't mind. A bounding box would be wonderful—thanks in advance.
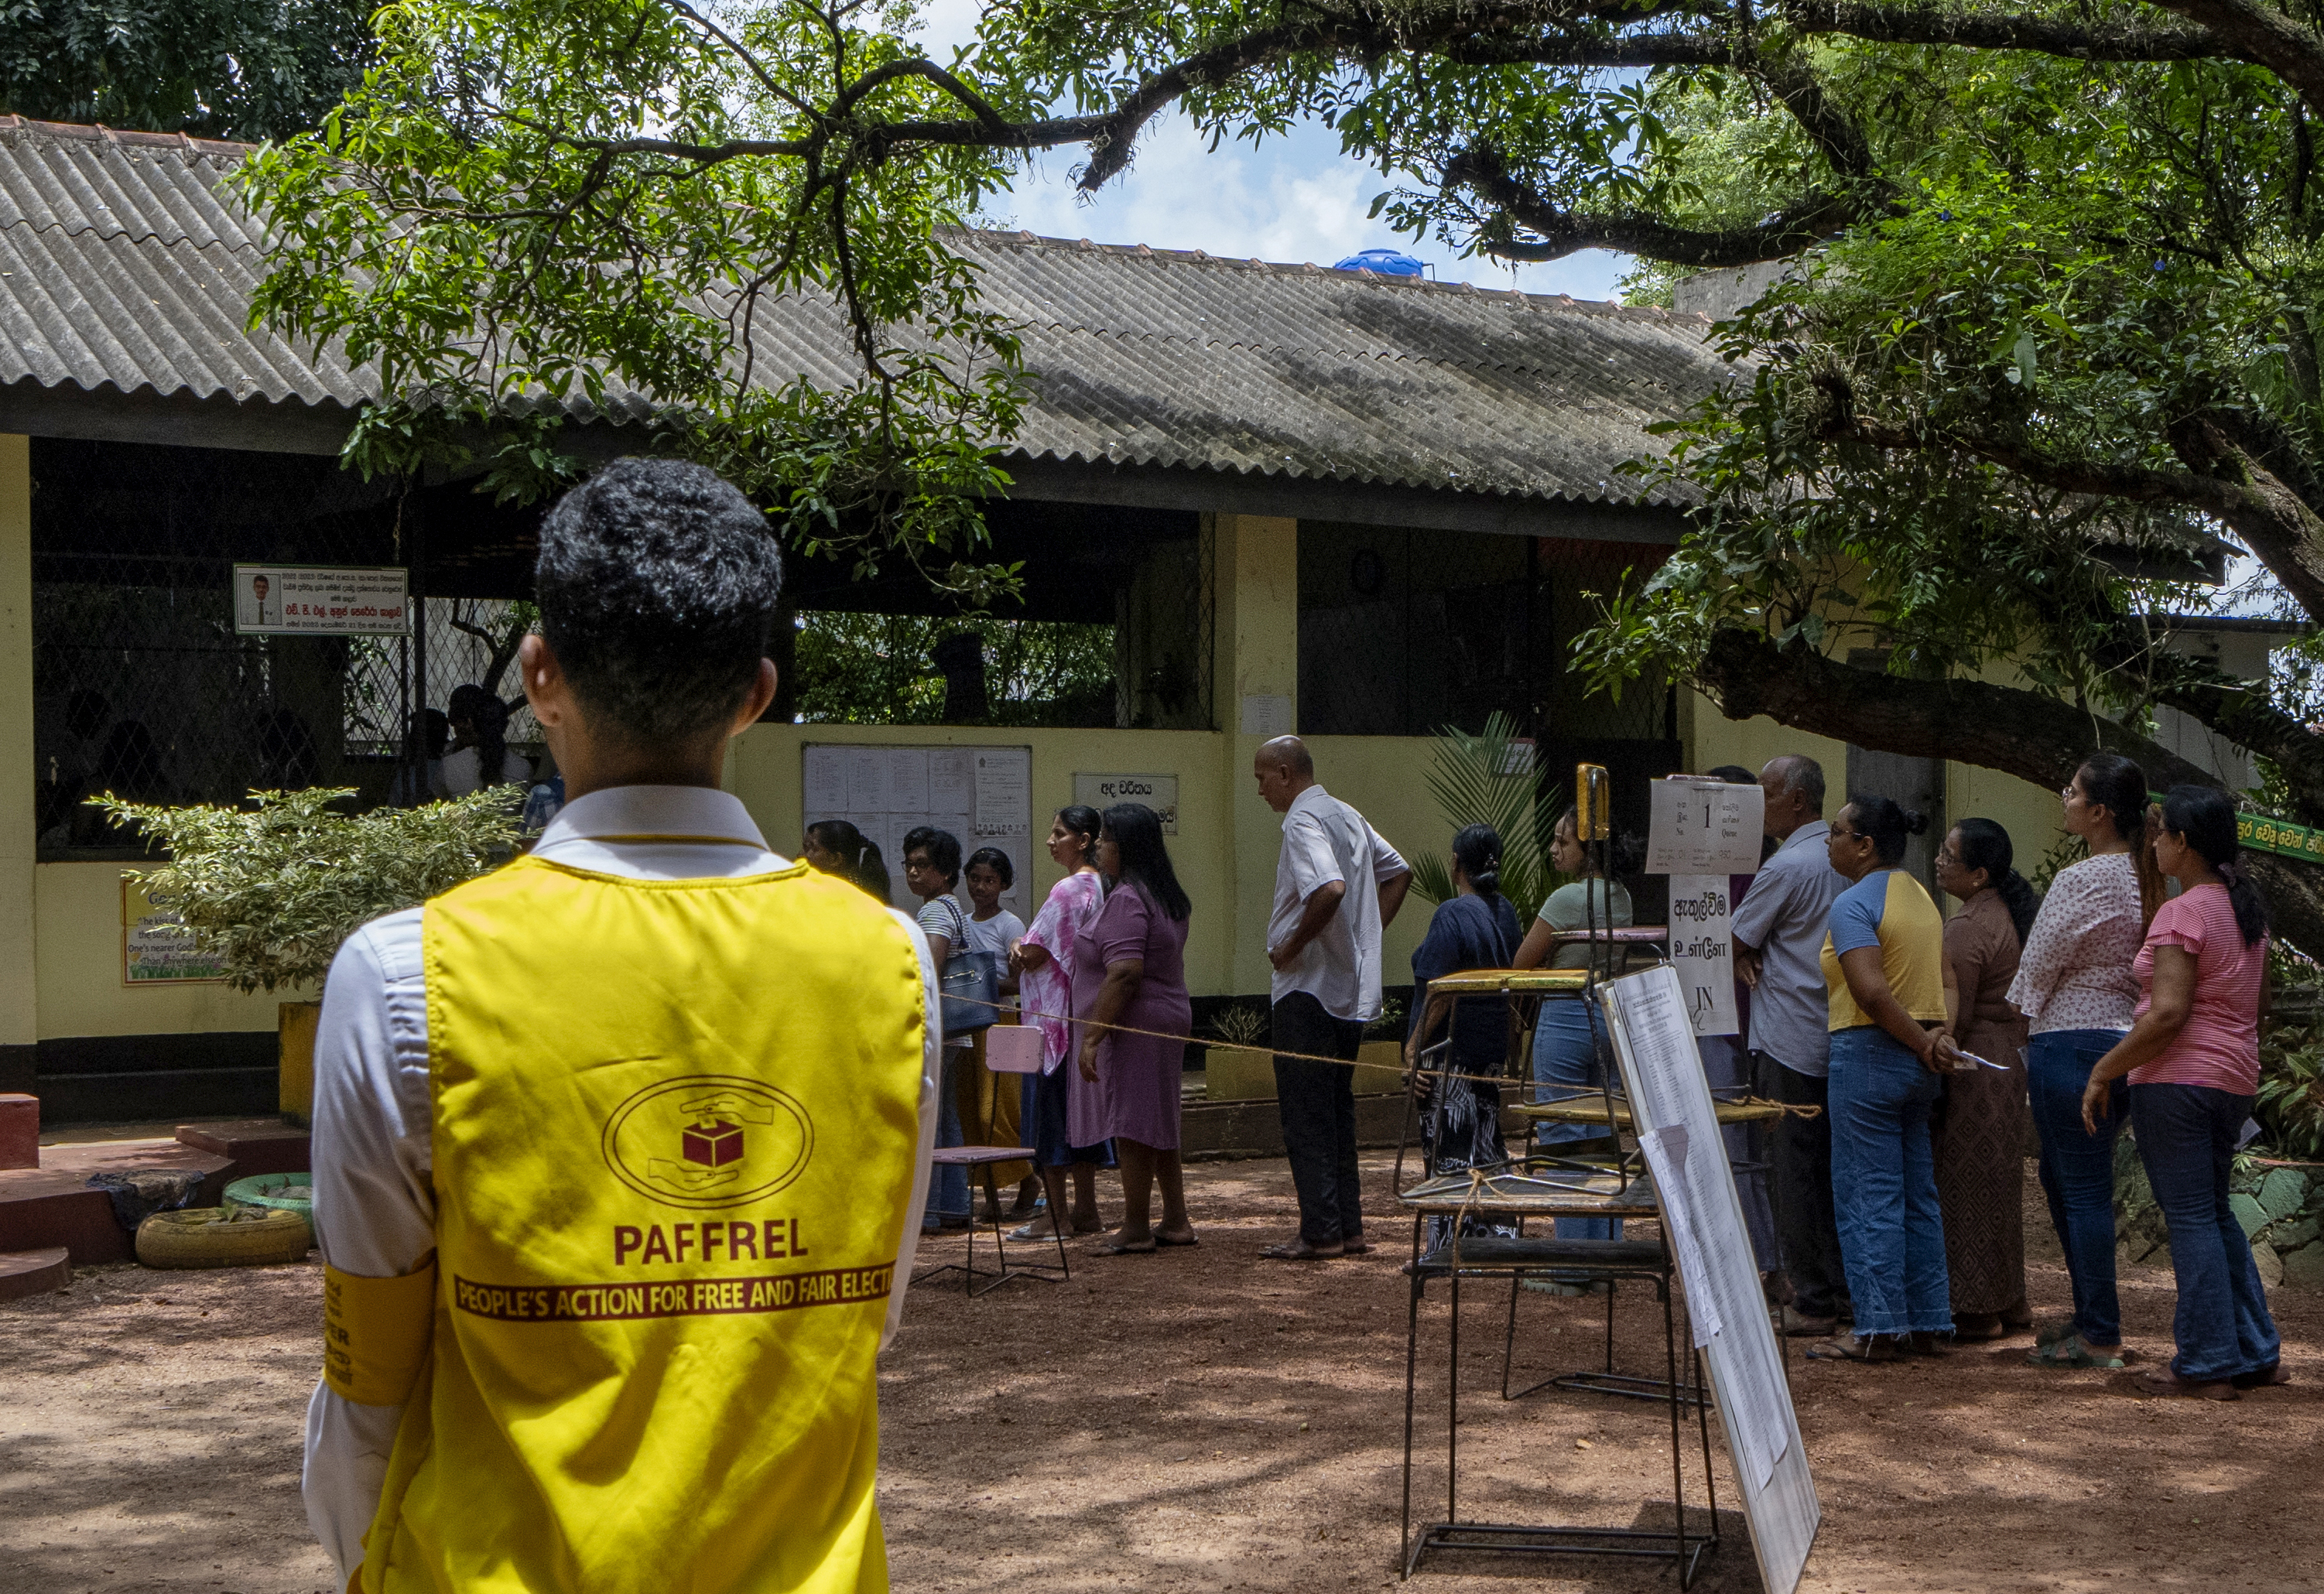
[1254,736,1411,1260]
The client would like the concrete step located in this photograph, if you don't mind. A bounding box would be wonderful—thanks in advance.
[0,1140,234,1264]
[0,1246,71,1302]
[174,1120,310,1175]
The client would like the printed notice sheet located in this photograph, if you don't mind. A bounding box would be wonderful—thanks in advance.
[1645,778,1765,875]
[1600,963,1820,1594]
[803,744,1032,918]
[1666,874,1740,1038]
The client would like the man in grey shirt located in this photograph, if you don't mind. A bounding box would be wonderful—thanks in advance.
[1732,754,1849,1334]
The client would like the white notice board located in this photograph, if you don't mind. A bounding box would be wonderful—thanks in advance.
[803,744,1034,918]
[1599,963,1819,1594]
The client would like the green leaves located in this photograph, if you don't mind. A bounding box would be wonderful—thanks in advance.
[98,786,524,992]
[235,0,1033,597]
[1409,711,1566,918]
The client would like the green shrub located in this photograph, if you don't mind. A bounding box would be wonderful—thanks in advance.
[96,787,524,994]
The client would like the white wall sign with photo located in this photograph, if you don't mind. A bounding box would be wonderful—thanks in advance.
[1073,772,1179,833]
[803,744,1033,917]
[232,563,409,637]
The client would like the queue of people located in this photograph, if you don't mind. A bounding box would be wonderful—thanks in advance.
[793,728,2287,1396]
[1722,752,2283,1396]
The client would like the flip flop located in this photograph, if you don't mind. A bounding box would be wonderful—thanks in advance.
[1093,1237,1157,1255]
[2026,1336,2125,1370]
[1261,1242,1343,1261]
[1005,1222,1064,1243]
[1155,1232,1200,1248]
[1807,1334,1898,1363]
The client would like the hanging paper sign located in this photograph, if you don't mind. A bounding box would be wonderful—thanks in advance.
[1666,874,1739,1037]
[1646,778,1765,874]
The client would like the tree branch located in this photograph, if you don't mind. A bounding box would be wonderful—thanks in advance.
[1693,624,2324,953]
[1781,0,2224,61]
[2147,0,2324,111]
[1447,144,1871,264]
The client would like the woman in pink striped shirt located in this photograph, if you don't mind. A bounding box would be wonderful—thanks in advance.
[2080,786,2280,1399]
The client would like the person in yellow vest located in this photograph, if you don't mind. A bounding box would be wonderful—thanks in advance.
[300,457,940,1593]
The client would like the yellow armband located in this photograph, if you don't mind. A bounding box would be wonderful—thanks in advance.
[323,1258,438,1407]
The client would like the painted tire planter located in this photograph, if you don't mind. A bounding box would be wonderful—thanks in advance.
[136,1207,313,1269]
[223,1172,313,1219]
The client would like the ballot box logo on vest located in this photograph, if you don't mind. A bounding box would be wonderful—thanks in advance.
[601,1074,815,1209]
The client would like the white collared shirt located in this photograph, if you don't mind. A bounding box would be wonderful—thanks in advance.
[299,785,940,1584]
[1267,783,1409,1021]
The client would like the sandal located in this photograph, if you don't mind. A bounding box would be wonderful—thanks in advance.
[1807,1334,1898,1363]
[1903,1331,1950,1357]
[2033,1318,2080,1348]
[2141,1368,2239,1401]
[1261,1241,1343,1261]
[1093,1236,1157,1255]
[1155,1230,1200,1248]
[2027,1335,2125,1370]
[2232,1363,2291,1390]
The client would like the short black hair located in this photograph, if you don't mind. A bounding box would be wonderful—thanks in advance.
[535,458,782,744]
[903,826,961,887]
[965,846,1015,888]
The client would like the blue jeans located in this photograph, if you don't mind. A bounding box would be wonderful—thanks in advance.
[1828,1026,1950,1336]
[2028,1029,2126,1343]
[925,1046,969,1225]
[2131,1083,2281,1382]
[1532,997,1621,1243]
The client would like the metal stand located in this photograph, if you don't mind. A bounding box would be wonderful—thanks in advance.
[909,1146,1070,1297]
[1398,1218,1719,1585]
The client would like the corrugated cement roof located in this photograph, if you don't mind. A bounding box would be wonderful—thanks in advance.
[0,116,1730,506]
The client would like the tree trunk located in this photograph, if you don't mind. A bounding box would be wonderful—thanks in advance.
[1695,626,2324,953]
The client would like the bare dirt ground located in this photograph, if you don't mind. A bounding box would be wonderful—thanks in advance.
[3,1151,2319,1594]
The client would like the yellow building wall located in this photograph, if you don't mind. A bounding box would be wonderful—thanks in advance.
[34,862,286,1038]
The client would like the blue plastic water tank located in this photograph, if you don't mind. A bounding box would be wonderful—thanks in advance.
[1330,248,1428,278]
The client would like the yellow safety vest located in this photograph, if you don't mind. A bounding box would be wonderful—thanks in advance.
[336,852,926,1594]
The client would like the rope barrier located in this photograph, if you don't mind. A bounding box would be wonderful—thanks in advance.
[946,991,1823,1117]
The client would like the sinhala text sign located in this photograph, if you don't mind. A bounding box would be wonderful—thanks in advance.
[1072,773,1179,834]
[233,564,409,636]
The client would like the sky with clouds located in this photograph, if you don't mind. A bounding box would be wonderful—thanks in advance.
[909,0,1632,300]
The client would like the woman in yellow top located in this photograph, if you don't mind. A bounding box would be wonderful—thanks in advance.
[1808,795,1963,1364]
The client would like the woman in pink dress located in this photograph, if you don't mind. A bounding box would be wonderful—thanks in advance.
[1075,802,1196,1254]
[1007,806,1113,1240]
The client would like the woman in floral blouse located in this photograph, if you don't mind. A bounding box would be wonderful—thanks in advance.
[1008,806,1115,1239]
[2009,753,2161,1369]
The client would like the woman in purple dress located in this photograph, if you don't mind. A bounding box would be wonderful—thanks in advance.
[1074,802,1196,1254]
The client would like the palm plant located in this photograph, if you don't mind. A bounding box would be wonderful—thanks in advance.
[1409,711,1568,917]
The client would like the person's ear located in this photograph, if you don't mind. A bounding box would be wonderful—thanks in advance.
[728,658,779,737]
[519,633,570,728]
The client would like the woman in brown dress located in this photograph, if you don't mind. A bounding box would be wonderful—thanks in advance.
[1932,819,2038,1338]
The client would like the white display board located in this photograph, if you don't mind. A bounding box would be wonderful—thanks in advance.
[1666,874,1739,1038]
[1646,778,1765,875]
[803,744,1034,918]
[1599,963,1819,1594]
